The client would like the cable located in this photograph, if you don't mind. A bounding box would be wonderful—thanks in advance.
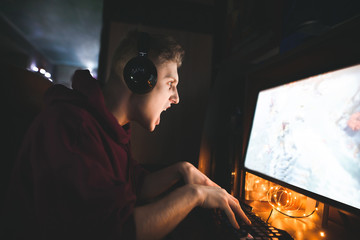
[266,208,274,223]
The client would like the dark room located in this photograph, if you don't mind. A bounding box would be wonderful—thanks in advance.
[1,0,360,239]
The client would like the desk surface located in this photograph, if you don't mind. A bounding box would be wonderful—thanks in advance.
[245,200,359,240]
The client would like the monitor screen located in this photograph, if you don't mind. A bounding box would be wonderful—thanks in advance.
[244,64,360,214]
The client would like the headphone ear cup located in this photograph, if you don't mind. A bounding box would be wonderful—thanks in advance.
[123,55,157,94]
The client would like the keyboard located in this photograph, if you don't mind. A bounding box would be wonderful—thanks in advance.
[212,203,294,240]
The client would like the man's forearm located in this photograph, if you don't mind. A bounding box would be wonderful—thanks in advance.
[134,184,201,240]
[139,162,187,201]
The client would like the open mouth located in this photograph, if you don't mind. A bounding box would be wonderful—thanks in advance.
[156,106,171,126]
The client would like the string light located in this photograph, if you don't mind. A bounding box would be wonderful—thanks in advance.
[267,186,302,212]
[246,172,322,235]
[245,173,318,219]
[266,185,319,218]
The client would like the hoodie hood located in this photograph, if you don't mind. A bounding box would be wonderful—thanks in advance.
[43,69,130,145]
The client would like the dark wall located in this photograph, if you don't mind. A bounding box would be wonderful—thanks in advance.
[1,64,53,206]
[98,0,219,85]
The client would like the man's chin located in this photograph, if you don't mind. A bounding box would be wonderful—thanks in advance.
[148,125,156,132]
[146,123,157,132]
[134,119,157,132]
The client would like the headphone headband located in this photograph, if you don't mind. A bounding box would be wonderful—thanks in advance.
[137,32,150,55]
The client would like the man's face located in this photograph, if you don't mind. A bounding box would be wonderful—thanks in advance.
[130,61,180,131]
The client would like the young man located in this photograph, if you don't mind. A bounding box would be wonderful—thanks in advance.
[4,31,250,240]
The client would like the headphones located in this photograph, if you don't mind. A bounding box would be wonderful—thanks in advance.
[123,32,157,94]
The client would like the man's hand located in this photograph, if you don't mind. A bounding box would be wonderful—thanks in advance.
[178,162,251,228]
[195,185,251,229]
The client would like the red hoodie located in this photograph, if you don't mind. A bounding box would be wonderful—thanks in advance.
[4,70,148,239]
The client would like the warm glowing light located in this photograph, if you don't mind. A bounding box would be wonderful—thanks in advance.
[320,231,325,237]
[266,184,309,217]
[246,172,317,219]
[231,171,236,176]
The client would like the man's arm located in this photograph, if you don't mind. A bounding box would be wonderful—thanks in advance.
[134,183,250,240]
[134,184,199,240]
[138,162,184,201]
[139,161,219,201]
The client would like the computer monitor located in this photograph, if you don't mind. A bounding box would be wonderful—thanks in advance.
[240,16,360,217]
[243,64,360,215]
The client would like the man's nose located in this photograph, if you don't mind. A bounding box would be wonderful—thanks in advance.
[170,88,180,104]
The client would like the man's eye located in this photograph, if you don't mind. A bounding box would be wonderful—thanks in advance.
[168,82,173,88]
